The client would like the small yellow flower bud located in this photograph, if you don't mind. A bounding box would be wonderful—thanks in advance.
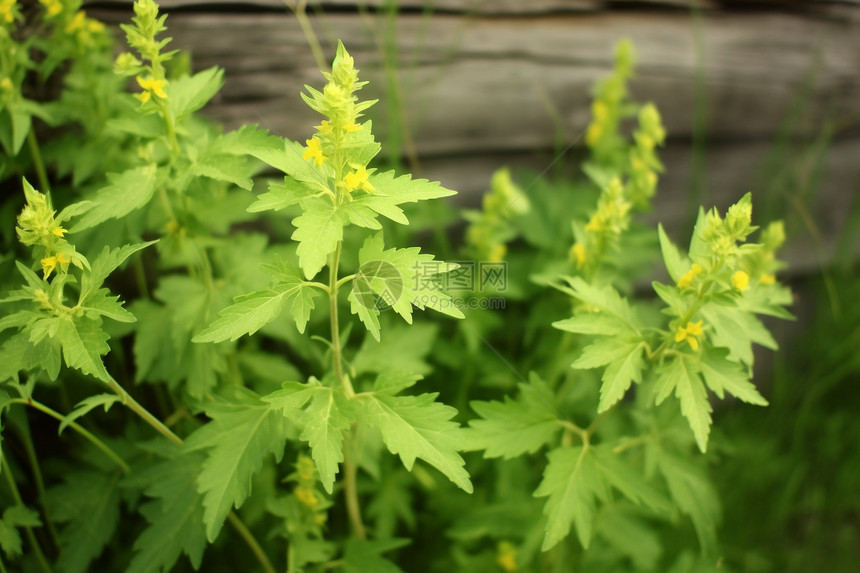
[294,486,318,509]
[675,320,704,351]
[759,273,776,285]
[732,270,749,292]
[303,137,326,166]
[570,243,586,268]
[677,263,703,289]
[487,243,506,263]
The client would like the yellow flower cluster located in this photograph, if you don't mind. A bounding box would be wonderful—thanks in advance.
[39,0,62,17]
[584,39,634,160]
[135,75,167,104]
[627,103,666,208]
[41,253,71,279]
[584,177,631,235]
[675,320,704,351]
[1,0,17,24]
[677,263,703,289]
[300,41,377,203]
[291,455,328,528]
[303,137,326,166]
[495,541,518,572]
[16,181,85,281]
[464,168,528,264]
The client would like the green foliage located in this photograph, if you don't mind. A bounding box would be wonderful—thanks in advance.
[0,4,810,573]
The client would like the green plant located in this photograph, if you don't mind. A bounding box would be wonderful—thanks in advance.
[0,3,797,572]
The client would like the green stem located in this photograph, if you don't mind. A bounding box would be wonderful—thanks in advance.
[328,243,348,394]
[27,130,50,194]
[10,418,59,548]
[226,513,277,573]
[1,454,53,573]
[107,377,183,446]
[285,0,327,73]
[343,452,366,540]
[327,242,366,538]
[11,399,130,474]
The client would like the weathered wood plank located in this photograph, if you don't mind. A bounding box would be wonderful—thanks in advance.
[417,136,859,273]
[92,9,860,156]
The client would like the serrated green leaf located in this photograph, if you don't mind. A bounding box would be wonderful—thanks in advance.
[248,177,315,213]
[354,171,456,226]
[45,472,119,573]
[556,277,641,334]
[699,348,767,405]
[0,330,62,383]
[535,444,669,552]
[292,197,348,279]
[79,242,157,306]
[185,391,289,541]
[652,281,687,317]
[349,289,381,341]
[357,392,472,493]
[467,378,561,459]
[342,538,409,573]
[656,450,720,554]
[701,303,777,366]
[262,381,350,492]
[193,153,254,190]
[596,342,645,412]
[167,67,224,120]
[552,313,626,336]
[70,166,160,232]
[59,394,121,435]
[658,224,688,283]
[350,234,463,339]
[125,452,208,573]
[56,315,111,383]
[250,138,330,195]
[299,389,352,493]
[194,279,320,342]
[653,357,712,452]
[535,446,604,550]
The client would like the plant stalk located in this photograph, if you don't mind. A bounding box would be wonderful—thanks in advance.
[327,242,366,538]
[1,454,53,573]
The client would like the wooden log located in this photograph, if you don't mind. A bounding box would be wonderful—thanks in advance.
[91,8,860,154]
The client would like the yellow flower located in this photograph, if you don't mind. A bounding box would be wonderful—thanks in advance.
[343,122,361,132]
[343,164,373,193]
[732,270,749,292]
[570,243,586,268]
[135,76,167,103]
[675,320,704,351]
[585,122,603,147]
[52,227,67,237]
[759,273,776,285]
[1,0,16,24]
[66,10,85,33]
[0,77,12,91]
[591,100,608,121]
[41,252,70,279]
[303,137,326,166]
[488,243,506,263]
[87,19,104,33]
[294,486,318,509]
[677,263,703,289]
[313,512,327,526]
[39,0,62,17]
[496,541,518,572]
